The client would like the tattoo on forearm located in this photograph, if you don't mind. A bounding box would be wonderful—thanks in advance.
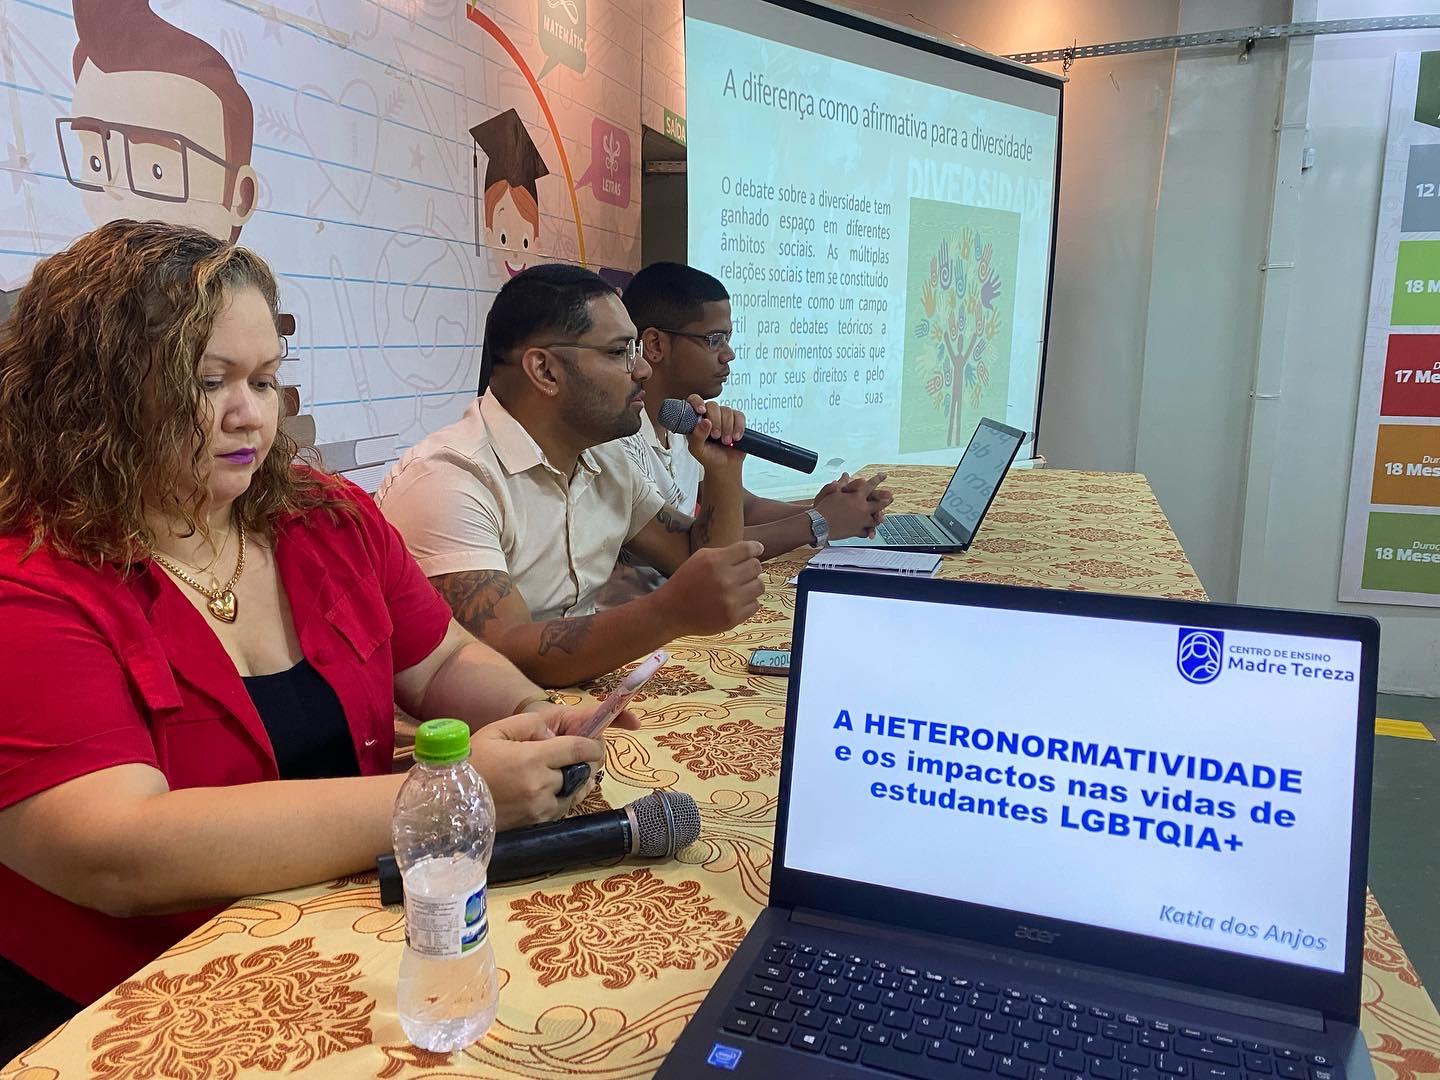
[538,615,596,656]
[655,505,693,534]
[433,570,514,636]
[690,504,716,547]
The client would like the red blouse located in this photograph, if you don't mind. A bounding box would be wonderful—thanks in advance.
[0,479,451,1003]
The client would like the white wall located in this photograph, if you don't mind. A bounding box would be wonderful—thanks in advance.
[1238,0,1440,694]
[1135,0,1291,599]
[841,0,1183,471]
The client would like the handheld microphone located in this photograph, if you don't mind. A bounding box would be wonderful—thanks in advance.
[658,398,819,474]
[377,790,701,901]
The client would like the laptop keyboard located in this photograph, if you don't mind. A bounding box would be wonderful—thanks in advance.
[877,515,948,546]
[720,937,1341,1080]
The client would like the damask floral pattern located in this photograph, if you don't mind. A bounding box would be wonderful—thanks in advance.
[1054,558,1147,580]
[683,789,778,905]
[88,940,371,1079]
[998,488,1061,501]
[460,989,712,1078]
[1076,484,1135,495]
[1365,893,1425,990]
[1056,526,1134,543]
[964,571,1060,588]
[655,719,784,782]
[1152,549,1197,563]
[1060,501,1126,515]
[574,784,614,816]
[509,869,746,988]
[375,1045,451,1078]
[583,665,713,702]
[1367,1034,1440,1080]
[10,469,1434,1080]
[973,537,1051,554]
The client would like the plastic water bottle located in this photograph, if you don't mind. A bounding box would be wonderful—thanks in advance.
[393,718,498,1051]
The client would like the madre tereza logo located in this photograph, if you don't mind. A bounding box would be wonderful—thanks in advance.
[1176,627,1356,685]
[1176,628,1224,685]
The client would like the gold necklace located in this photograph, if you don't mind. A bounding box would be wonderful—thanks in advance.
[152,527,246,623]
[189,528,233,590]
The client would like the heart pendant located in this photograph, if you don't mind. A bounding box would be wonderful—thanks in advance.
[207,590,238,623]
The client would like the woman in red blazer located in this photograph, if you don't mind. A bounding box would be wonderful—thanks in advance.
[0,221,632,1048]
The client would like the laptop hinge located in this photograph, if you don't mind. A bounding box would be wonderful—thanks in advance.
[787,908,1328,1033]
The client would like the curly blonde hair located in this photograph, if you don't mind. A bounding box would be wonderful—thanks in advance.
[0,219,345,563]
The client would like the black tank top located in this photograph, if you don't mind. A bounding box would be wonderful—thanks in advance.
[241,660,358,780]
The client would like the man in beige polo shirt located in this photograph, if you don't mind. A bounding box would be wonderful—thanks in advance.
[378,263,764,687]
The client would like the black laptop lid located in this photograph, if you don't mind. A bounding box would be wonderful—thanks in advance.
[931,418,1027,545]
[773,571,1378,1023]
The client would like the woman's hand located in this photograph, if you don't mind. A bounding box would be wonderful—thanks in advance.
[519,700,642,737]
[468,714,604,829]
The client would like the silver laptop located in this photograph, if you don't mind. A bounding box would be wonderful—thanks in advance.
[834,418,1026,553]
[657,570,1378,1080]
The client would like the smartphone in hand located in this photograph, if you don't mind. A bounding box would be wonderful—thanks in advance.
[575,649,668,740]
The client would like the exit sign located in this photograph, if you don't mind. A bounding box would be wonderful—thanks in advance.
[663,108,686,146]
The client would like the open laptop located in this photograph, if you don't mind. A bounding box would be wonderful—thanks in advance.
[657,570,1378,1080]
[833,419,1026,553]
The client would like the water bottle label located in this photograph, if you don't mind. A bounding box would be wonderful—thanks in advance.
[404,884,489,959]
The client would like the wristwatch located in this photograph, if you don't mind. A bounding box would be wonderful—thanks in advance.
[805,508,830,549]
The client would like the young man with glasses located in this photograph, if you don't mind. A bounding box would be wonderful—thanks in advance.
[602,263,893,605]
[377,264,765,687]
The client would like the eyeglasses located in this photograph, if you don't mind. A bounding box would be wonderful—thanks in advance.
[658,328,732,351]
[539,338,642,372]
[56,116,233,204]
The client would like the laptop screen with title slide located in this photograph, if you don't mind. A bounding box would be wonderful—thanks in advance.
[784,590,1362,975]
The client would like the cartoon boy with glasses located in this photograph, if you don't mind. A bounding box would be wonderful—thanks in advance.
[57,0,260,243]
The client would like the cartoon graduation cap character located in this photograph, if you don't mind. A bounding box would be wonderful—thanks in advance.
[470,108,550,277]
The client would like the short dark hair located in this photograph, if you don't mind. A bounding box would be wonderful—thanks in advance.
[479,262,616,394]
[622,262,729,335]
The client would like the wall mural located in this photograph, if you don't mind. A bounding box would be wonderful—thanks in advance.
[0,0,656,486]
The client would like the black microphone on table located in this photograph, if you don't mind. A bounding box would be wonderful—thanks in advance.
[658,397,819,474]
[377,790,701,902]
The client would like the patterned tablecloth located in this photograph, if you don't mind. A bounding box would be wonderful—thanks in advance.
[6,468,1438,1080]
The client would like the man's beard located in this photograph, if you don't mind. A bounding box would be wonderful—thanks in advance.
[561,368,644,443]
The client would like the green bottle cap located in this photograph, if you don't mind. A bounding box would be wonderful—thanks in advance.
[414,718,471,765]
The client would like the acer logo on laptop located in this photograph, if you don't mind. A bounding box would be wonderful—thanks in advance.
[1016,925,1061,944]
